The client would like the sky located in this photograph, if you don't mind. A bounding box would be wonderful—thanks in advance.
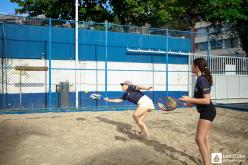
[0,0,19,14]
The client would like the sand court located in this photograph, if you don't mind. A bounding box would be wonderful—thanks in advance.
[0,108,247,165]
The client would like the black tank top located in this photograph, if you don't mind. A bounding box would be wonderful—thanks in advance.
[120,85,144,105]
[194,75,214,112]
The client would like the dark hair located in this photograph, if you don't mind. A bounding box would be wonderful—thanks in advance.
[193,58,213,86]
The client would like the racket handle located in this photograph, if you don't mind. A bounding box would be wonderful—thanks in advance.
[176,100,184,106]
[180,102,193,107]
[176,100,190,107]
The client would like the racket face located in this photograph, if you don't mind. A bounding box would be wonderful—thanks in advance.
[89,94,103,100]
[157,96,178,111]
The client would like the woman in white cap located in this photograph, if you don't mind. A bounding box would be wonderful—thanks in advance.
[104,80,154,137]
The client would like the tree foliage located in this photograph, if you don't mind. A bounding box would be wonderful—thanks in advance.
[10,0,248,56]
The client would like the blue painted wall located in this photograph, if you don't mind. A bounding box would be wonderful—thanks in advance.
[0,91,187,109]
[1,24,191,64]
[0,23,190,110]
[0,23,4,58]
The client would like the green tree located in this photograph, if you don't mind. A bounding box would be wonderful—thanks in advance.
[10,0,111,22]
[200,0,248,56]
[109,0,155,26]
[109,0,190,28]
[10,0,248,56]
[11,0,187,27]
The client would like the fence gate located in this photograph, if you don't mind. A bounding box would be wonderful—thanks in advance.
[189,55,248,104]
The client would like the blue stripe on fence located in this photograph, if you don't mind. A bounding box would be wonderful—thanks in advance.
[1,24,190,64]
[0,91,188,109]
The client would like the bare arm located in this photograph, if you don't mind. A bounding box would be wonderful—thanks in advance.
[179,94,211,105]
[135,85,152,91]
[190,94,211,105]
[104,98,123,103]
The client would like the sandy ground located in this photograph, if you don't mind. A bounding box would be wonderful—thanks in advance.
[0,108,247,165]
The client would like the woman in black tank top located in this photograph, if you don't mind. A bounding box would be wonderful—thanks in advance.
[179,58,216,165]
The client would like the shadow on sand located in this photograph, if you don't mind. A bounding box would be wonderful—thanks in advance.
[95,117,201,165]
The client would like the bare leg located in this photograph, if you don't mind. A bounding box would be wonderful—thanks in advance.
[195,119,212,165]
[205,130,212,159]
[139,111,149,136]
[132,107,149,136]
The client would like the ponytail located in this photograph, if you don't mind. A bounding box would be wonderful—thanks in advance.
[193,58,213,86]
[203,67,213,86]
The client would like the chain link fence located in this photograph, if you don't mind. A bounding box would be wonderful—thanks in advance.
[1,14,248,113]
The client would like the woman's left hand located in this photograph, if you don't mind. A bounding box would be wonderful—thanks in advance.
[147,86,153,91]
[179,96,192,102]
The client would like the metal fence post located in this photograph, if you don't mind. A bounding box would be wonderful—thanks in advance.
[166,29,169,96]
[75,0,79,109]
[207,33,211,66]
[48,18,52,110]
[105,20,108,106]
[1,22,6,108]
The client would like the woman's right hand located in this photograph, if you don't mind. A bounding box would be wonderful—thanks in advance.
[103,98,110,102]
[187,102,194,107]
[179,96,191,102]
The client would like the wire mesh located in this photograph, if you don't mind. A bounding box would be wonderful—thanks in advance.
[1,14,248,113]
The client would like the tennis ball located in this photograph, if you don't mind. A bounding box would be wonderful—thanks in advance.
[84,90,88,93]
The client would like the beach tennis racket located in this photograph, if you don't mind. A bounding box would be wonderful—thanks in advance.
[157,96,191,111]
[89,93,103,100]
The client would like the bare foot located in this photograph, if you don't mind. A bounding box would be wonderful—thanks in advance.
[138,132,149,139]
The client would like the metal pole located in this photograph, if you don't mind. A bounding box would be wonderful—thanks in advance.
[151,55,155,103]
[48,18,52,109]
[191,27,195,57]
[188,52,190,97]
[105,20,108,106]
[75,0,79,108]
[207,33,211,66]
[166,29,169,96]
[188,29,193,97]
[19,71,22,108]
[215,74,217,104]
[1,23,5,108]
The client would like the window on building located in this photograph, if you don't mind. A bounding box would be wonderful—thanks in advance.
[232,38,239,48]
[211,40,222,49]
[224,38,239,48]
[224,39,232,48]
[196,28,207,37]
[195,42,208,51]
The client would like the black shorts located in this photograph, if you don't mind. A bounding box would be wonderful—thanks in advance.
[198,105,216,122]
